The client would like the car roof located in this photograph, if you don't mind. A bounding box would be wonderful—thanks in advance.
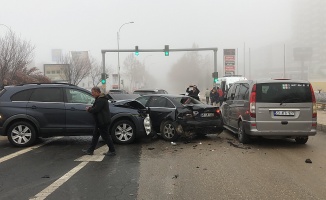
[234,79,310,85]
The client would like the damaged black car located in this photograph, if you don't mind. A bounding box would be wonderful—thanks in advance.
[135,94,224,141]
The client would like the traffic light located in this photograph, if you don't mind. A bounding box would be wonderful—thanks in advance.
[101,73,106,84]
[135,46,139,56]
[164,45,169,56]
[212,72,218,83]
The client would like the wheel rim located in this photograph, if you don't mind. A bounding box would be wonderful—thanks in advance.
[115,123,133,142]
[163,123,175,139]
[11,125,32,145]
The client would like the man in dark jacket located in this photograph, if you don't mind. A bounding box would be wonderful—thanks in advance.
[186,85,200,101]
[82,86,116,156]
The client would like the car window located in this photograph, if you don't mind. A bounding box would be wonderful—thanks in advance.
[135,96,151,106]
[11,89,34,101]
[147,96,173,108]
[234,84,241,100]
[235,83,249,100]
[256,83,312,103]
[227,84,236,100]
[66,89,94,104]
[29,88,64,102]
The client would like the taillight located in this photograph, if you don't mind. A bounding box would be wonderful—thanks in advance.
[216,109,221,114]
[249,84,256,118]
[310,84,317,118]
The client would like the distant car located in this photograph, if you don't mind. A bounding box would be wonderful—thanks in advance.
[133,89,168,96]
[108,89,128,94]
[0,83,151,147]
[221,79,317,144]
[135,94,223,141]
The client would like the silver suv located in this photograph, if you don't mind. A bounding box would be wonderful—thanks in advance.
[221,79,317,144]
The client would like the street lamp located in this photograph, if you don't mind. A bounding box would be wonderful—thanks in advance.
[117,21,134,89]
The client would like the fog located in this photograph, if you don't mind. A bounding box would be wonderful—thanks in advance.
[1,0,324,93]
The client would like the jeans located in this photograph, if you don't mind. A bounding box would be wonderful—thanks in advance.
[89,124,115,153]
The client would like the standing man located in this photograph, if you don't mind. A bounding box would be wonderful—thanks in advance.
[82,86,116,156]
[205,88,210,104]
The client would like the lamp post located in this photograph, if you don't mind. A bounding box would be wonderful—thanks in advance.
[117,21,134,89]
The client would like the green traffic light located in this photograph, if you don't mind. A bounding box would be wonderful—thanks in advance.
[101,79,106,84]
[165,51,169,56]
[135,52,139,56]
[214,78,218,83]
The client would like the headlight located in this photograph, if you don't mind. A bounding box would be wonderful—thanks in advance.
[143,114,152,135]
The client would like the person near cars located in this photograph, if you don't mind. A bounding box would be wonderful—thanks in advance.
[82,86,116,156]
[210,87,219,106]
[186,85,200,100]
[217,87,224,106]
[205,88,210,104]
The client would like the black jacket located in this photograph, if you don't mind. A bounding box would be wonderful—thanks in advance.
[87,93,111,126]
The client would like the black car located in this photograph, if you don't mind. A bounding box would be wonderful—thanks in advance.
[133,89,168,96]
[0,83,151,147]
[135,94,223,141]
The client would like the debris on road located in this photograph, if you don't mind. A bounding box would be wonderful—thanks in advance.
[227,141,251,150]
[305,159,312,164]
[171,142,177,146]
[41,175,50,178]
[172,174,179,179]
[148,147,155,150]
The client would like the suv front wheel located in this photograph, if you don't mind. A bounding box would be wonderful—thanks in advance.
[7,121,37,147]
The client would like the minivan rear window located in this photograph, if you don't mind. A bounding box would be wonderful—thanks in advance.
[256,83,312,103]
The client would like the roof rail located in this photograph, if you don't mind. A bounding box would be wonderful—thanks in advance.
[16,82,76,86]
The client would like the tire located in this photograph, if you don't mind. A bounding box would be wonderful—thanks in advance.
[111,120,136,144]
[238,121,250,144]
[7,121,37,147]
[295,137,308,144]
[161,121,178,141]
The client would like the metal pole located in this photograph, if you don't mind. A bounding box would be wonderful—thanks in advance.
[244,42,246,77]
[213,49,217,73]
[102,52,106,92]
[237,48,238,75]
[117,22,134,90]
[249,48,251,79]
[283,44,285,78]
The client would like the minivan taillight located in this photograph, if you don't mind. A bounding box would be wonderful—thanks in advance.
[249,84,256,118]
[310,84,317,118]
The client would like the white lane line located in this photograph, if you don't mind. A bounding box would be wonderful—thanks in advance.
[29,161,88,200]
[0,137,62,164]
[74,145,108,162]
[30,145,109,200]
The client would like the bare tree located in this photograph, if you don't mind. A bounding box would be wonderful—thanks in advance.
[123,54,146,90]
[0,32,35,85]
[58,52,91,85]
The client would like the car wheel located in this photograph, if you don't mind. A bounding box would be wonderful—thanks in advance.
[238,121,250,144]
[295,137,308,144]
[161,121,178,141]
[111,120,136,144]
[7,121,37,147]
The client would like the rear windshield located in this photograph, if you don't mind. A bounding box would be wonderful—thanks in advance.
[256,83,312,103]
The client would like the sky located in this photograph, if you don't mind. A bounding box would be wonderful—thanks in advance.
[0,0,294,89]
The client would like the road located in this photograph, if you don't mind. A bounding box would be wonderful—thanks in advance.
[0,131,325,200]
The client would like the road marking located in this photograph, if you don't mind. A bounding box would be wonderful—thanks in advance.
[30,145,109,200]
[29,161,88,200]
[0,137,62,164]
[74,145,108,162]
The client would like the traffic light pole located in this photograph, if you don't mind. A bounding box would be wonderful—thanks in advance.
[101,47,218,91]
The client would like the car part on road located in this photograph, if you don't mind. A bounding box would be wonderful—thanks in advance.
[7,121,37,147]
[111,120,136,144]
[161,120,178,141]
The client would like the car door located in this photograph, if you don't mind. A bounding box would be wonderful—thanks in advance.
[230,83,249,128]
[26,87,65,135]
[145,96,175,132]
[64,88,95,135]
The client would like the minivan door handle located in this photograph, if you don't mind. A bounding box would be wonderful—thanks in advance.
[281,121,288,125]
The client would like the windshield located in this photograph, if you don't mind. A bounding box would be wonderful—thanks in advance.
[256,83,312,103]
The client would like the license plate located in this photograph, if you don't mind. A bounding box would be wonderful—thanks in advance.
[201,113,214,117]
[274,111,295,116]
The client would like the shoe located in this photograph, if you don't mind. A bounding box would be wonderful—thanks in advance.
[82,149,93,155]
[103,151,116,156]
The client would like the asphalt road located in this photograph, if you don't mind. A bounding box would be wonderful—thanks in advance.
[0,131,326,200]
